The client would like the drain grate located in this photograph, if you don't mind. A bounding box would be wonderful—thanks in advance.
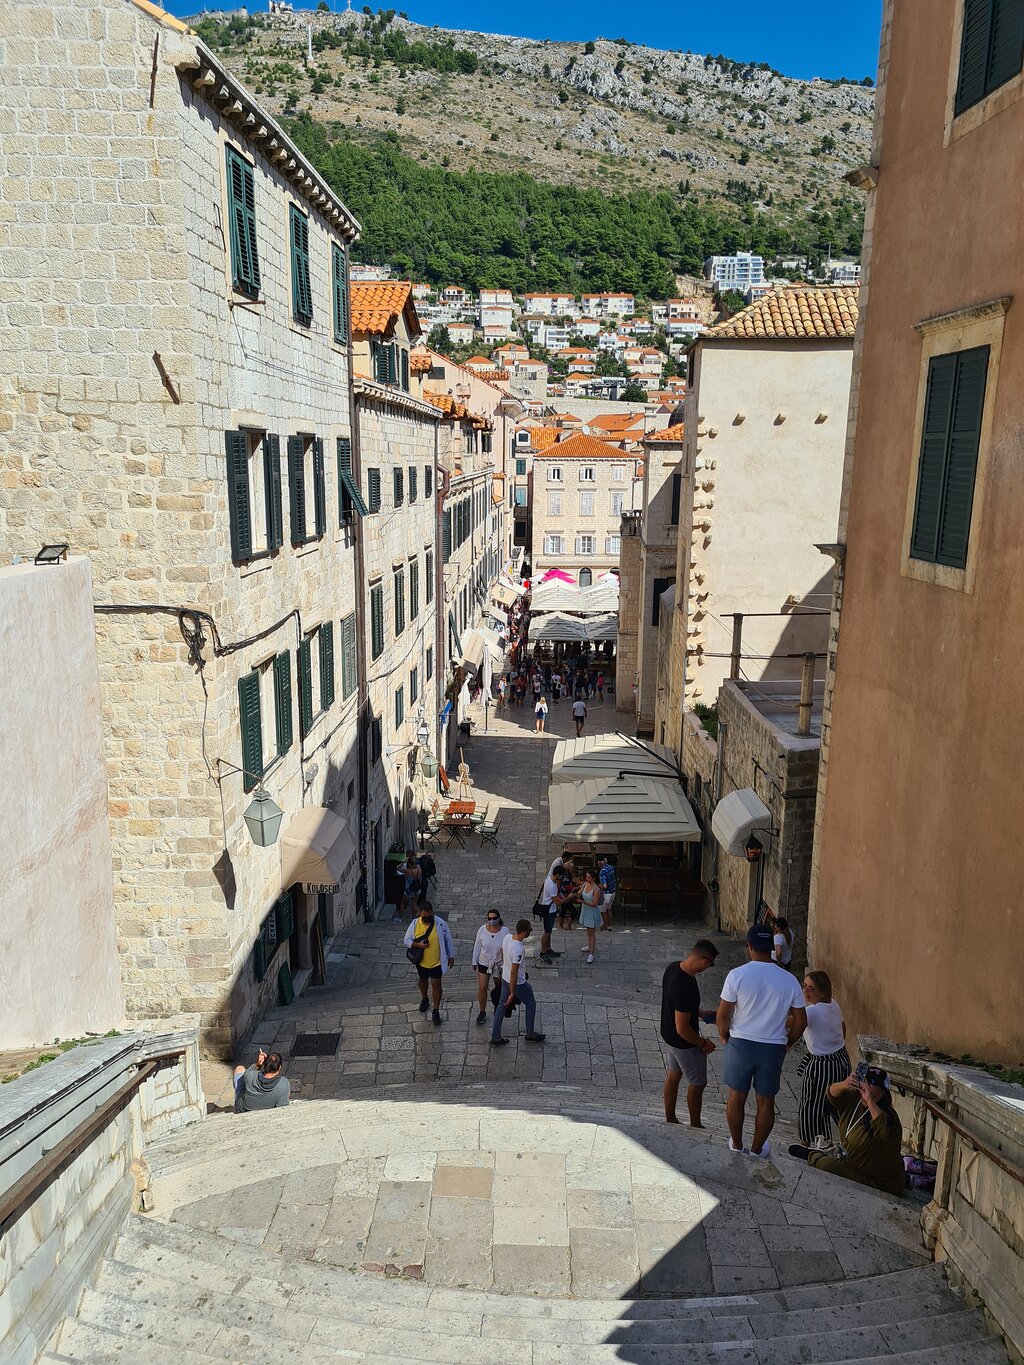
[292,1032,341,1057]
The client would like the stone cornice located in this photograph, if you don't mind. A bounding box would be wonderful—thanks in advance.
[353,379,442,419]
[913,296,1012,336]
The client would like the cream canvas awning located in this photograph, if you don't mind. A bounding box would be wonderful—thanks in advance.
[550,733,680,784]
[586,613,619,641]
[461,625,505,673]
[281,807,356,891]
[549,774,700,843]
[530,582,620,615]
[492,581,520,607]
[528,612,587,642]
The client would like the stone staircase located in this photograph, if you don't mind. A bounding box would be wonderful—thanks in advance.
[43,1091,1009,1365]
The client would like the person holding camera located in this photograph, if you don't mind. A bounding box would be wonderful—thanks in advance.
[233,1049,289,1113]
[789,1065,905,1197]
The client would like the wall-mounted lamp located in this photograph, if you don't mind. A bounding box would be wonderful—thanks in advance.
[744,834,764,863]
[243,787,285,847]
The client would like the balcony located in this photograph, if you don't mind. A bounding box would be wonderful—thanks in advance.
[621,510,642,538]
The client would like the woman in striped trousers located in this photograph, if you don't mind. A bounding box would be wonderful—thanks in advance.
[796,971,850,1146]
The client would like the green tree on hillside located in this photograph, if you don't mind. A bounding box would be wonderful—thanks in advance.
[427,324,453,354]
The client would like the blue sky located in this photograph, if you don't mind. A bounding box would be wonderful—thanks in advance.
[172,0,884,82]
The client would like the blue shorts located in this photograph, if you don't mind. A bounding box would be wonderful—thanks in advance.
[541,907,557,934]
[723,1037,787,1097]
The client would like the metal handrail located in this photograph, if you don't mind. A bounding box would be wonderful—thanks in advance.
[892,1077,1024,1190]
[0,1048,185,1232]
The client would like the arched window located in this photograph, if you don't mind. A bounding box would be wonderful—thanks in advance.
[579,568,592,587]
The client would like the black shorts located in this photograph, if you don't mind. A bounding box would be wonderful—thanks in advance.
[477,964,495,976]
[417,965,443,980]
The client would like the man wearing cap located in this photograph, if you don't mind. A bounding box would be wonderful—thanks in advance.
[716,924,806,1159]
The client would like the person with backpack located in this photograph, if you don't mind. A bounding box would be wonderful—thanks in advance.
[403,901,455,1026]
[417,850,437,909]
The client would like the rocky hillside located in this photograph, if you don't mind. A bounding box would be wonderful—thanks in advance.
[192,9,873,241]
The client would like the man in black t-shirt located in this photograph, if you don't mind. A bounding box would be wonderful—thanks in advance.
[660,939,720,1127]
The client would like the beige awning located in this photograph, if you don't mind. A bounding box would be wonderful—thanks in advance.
[528,612,587,642]
[492,581,520,607]
[550,733,681,785]
[460,625,504,674]
[549,774,700,843]
[281,806,356,891]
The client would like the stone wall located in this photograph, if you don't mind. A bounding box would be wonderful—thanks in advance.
[0,559,124,1047]
[635,439,684,731]
[614,519,641,715]
[0,1025,203,1365]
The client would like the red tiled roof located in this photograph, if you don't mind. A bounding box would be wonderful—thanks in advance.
[646,423,686,442]
[536,432,626,460]
[350,281,418,337]
[705,286,859,341]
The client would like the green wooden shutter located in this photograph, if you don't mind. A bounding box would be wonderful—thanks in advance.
[288,435,306,543]
[273,651,293,756]
[225,430,252,561]
[409,558,419,619]
[298,635,314,735]
[388,343,399,386]
[394,567,405,635]
[989,0,1024,89]
[313,436,326,537]
[319,621,335,709]
[373,341,388,384]
[331,242,348,343]
[367,467,381,513]
[393,467,404,507]
[276,889,295,939]
[409,467,417,504]
[226,147,261,297]
[670,468,682,525]
[910,348,989,569]
[370,583,384,659]
[253,926,267,982]
[442,507,452,561]
[425,548,434,604]
[341,612,357,697]
[264,434,283,551]
[290,204,312,324]
[237,671,262,792]
[401,348,410,391]
[371,716,382,763]
[425,464,433,499]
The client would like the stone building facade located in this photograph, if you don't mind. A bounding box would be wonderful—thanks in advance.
[530,433,642,585]
[349,284,442,903]
[655,288,857,762]
[0,0,364,1053]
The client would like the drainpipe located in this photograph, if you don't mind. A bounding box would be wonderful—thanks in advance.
[346,253,370,922]
[433,422,444,774]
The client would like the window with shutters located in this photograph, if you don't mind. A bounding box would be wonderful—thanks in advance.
[401,348,410,392]
[610,491,625,516]
[612,464,626,482]
[426,645,434,680]
[287,434,324,544]
[394,685,405,732]
[514,487,528,506]
[370,715,382,764]
[393,467,404,508]
[953,0,1024,119]
[579,466,596,482]
[317,620,336,712]
[576,534,595,556]
[548,491,562,516]
[370,581,385,660]
[425,548,434,604]
[225,429,284,562]
[238,669,263,791]
[442,507,452,561]
[543,534,564,555]
[515,459,527,476]
[548,466,562,482]
[225,147,261,298]
[424,464,433,499]
[340,612,358,699]
[605,535,622,555]
[580,492,595,517]
[669,468,682,525]
[331,242,348,345]
[409,557,420,620]
[408,467,417,504]
[337,436,367,522]
[393,565,406,636]
[410,666,419,705]
[367,467,382,513]
[289,204,313,326]
[372,340,399,386]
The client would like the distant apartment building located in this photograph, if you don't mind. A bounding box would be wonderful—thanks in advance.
[440,285,469,307]
[351,262,393,281]
[521,292,576,315]
[582,293,636,318]
[656,287,857,758]
[530,434,641,584]
[573,318,603,339]
[0,0,365,1053]
[445,321,475,345]
[810,0,1024,1065]
[479,289,515,335]
[828,262,862,284]
[704,252,766,291]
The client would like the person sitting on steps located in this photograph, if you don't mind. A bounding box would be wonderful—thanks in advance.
[789,1066,906,1197]
[233,1050,290,1113]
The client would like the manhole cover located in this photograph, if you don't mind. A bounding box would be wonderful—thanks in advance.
[292,1032,341,1057]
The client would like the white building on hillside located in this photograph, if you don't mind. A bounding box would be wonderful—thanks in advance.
[704,253,765,290]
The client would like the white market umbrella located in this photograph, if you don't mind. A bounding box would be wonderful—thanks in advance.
[550,733,680,785]
[548,774,700,843]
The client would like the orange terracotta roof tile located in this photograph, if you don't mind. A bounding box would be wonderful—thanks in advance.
[588,412,645,431]
[527,426,561,451]
[705,285,859,341]
[537,432,626,460]
[410,352,432,373]
[350,281,416,336]
[647,423,686,442]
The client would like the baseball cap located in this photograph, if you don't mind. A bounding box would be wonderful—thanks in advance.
[747,924,775,952]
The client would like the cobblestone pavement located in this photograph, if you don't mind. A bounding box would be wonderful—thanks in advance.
[171,690,932,1304]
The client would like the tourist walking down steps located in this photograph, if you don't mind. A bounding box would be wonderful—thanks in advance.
[471,909,510,1026]
[404,902,455,1026]
[491,919,545,1046]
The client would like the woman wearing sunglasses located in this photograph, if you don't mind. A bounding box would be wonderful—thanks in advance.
[471,910,510,1026]
[789,1065,905,1196]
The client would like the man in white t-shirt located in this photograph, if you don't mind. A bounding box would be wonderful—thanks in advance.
[490,919,545,1046]
[716,924,806,1159]
[571,697,587,737]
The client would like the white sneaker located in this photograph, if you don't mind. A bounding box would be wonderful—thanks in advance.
[748,1141,772,1160]
[586,954,594,964]
[727,1138,747,1154]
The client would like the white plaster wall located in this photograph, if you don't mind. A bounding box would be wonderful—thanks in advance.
[0,559,124,1046]
[687,340,851,700]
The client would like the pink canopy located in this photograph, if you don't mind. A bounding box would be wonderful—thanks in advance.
[540,568,577,585]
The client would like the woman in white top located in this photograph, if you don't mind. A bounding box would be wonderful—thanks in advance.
[773,917,794,970]
[534,695,548,734]
[796,969,850,1145]
[471,910,511,1026]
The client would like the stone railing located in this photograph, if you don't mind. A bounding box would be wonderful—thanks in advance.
[620,510,642,538]
[862,1039,1024,1364]
[0,1022,203,1365]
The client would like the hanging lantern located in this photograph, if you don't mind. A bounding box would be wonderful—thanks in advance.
[744,834,763,863]
[243,787,285,847]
